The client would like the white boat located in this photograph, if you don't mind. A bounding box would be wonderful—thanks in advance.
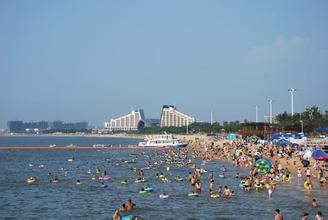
[92,144,106,148]
[138,133,188,148]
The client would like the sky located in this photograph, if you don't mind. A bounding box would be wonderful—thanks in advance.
[0,0,327,128]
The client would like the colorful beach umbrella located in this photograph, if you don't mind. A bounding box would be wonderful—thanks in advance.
[255,158,272,174]
[311,149,328,160]
[250,135,260,141]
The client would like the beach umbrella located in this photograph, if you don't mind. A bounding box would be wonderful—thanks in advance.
[227,133,237,141]
[276,139,291,147]
[311,149,328,160]
[250,135,260,140]
[301,159,310,167]
[271,133,282,140]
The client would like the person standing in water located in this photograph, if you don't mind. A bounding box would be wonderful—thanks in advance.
[209,175,214,192]
[195,180,202,193]
[274,209,284,220]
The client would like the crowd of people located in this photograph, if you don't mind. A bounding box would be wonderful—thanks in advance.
[111,135,326,219]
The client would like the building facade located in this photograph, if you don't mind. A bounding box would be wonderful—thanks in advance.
[7,121,88,133]
[51,121,88,130]
[104,109,146,131]
[160,105,195,127]
[8,121,49,133]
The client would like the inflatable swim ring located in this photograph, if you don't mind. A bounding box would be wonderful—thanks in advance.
[219,174,225,178]
[121,180,128,185]
[255,158,272,175]
[99,176,111,181]
[210,194,219,198]
[159,194,169,199]
[188,192,199,197]
[122,215,136,220]
[26,177,37,184]
[139,190,148,194]
[304,181,312,190]
[100,184,108,188]
[144,187,153,192]
[135,178,146,183]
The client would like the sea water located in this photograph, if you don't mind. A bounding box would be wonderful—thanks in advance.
[0,136,327,219]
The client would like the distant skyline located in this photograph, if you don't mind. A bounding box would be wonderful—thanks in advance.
[1,1,327,128]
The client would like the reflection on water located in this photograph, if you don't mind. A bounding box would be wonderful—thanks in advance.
[0,147,327,219]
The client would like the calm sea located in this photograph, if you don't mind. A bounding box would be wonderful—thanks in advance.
[0,136,327,219]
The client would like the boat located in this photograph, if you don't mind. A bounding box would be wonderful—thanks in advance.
[92,144,106,148]
[66,144,77,148]
[138,133,188,148]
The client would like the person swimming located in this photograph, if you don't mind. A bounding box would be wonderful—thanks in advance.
[118,203,127,212]
[195,180,202,193]
[51,177,60,184]
[235,172,240,178]
[274,209,284,220]
[126,198,136,210]
[112,209,120,220]
[312,199,318,208]
[223,186,231,198]
[301,212,309,220]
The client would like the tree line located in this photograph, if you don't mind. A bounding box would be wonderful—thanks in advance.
[275,106,328,134]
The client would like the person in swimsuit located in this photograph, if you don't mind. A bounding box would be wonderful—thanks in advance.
[112,209,120,220]
[126,198,136,210]
[274,209,284,220]
[195,180,202,193]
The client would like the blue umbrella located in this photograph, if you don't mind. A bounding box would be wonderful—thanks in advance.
[311,149,328,160]
[275,139,291,146]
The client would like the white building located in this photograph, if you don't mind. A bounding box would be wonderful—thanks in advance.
[104,109,145,131]
[160,105,195,127]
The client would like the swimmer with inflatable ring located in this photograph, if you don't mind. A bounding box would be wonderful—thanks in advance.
[26,176,37,184]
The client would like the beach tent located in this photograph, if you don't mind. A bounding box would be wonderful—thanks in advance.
[275,139,292,146]
[311,149,328,160]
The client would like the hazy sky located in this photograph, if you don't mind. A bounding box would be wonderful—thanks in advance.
[1,1,327,128]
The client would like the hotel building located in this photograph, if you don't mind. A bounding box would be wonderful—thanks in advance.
[160,105,195,127]
[104,109,146,131]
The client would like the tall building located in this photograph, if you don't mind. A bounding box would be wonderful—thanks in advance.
[7,120,88,133]
[52,121,88,130]
[104,109,146,131]
[160,105,195,127]
[8,121,49,133]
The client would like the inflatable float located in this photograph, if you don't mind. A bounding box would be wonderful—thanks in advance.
[255,158,272,175]
[26,177,37,184]
[188,192,199,197]
[159,194,169,199]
